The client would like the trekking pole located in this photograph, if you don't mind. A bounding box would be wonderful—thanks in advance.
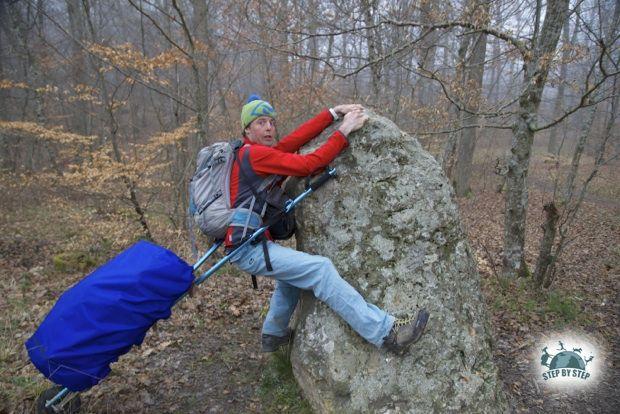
[193,167,337,286]
[44,387,69,409]
[192,240,223,271]
[286,167,336,212]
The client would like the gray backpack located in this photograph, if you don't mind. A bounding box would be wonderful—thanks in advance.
[188,139,287,249]
[189,140,243,240]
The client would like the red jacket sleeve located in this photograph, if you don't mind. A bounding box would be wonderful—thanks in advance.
[274,109,336,153]
[249,130,348,177]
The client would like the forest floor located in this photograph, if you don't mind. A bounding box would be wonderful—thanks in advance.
[1,157,618,413]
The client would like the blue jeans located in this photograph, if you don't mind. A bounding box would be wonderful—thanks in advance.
[229,241,395,347]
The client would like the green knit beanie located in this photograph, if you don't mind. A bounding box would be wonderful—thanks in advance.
[241,94,276,130]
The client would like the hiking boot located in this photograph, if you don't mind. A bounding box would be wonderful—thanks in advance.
[382,309,429,355]
[261,329,293,353]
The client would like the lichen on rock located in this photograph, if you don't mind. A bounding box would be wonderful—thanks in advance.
[291,113,508,413]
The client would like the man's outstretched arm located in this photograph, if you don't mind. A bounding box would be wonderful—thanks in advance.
[251,109,368,177]
[275,104,365,153]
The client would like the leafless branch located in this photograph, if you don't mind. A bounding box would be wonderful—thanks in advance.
[416,123,513,136]
[381,18,529,57]
[534,88,618,132]
[127,0,191,59]
[171,0,195,52]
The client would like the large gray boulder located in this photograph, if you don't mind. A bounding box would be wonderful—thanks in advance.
[290,114,508,413]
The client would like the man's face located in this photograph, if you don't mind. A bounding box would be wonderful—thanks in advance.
[244,116,277,147]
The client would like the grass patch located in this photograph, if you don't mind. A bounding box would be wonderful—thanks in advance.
[488,276,587,327]
[52,251,98,273]
[546,291,579,323]
[523,298,538,312]
[259,350,312,414]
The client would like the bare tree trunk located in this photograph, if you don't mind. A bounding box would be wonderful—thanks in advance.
[603,78,619,155]
[187,0,210,151]
[502,0,569,278]
[454,27,488,196]
[1,0,31,172]
[65,0,90,136]
[0,4,7,117]
[486,3,504,104]
[362,0,382,102]
[32,1,61,173]
[563,105,597,200]
[533,202,559,287]
[442,126,458,181]
[443,0,489,195]
[601,2,620,155]
[547,10,577,154]
[441,27,469,179]
[415,0,439,107]
[2,1,59,173]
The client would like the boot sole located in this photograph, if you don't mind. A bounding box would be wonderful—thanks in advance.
[393,309,430,355]
[410,309,429,344]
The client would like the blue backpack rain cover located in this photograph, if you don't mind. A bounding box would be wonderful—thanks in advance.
[25,240,194,392]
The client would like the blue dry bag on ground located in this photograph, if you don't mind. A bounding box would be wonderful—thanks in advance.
[25,240,194,392]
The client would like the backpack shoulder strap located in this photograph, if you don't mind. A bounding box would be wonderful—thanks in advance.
[235,144,281,201]
[230,138,244,152]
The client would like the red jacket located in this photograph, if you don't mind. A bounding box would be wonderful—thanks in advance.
[225,109,348,247]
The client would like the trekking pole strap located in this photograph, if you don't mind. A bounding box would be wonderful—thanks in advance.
[261,237,273,271]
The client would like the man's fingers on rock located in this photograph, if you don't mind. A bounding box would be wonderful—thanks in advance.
[337,104,364,115]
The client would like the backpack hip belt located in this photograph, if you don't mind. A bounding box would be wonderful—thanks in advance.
[229,209,262,230]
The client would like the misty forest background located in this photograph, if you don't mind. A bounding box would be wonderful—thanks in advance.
[1,0,618,413]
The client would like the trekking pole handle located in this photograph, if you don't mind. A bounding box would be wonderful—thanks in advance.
[310,167,336,191]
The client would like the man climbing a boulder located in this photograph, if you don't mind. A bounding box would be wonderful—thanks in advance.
[227,95,429,354]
